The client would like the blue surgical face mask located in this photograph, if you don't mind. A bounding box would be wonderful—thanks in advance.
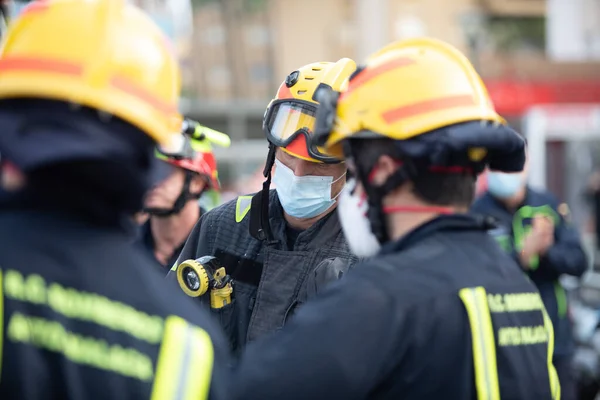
[273,158,346,219]
[487,171,525,199]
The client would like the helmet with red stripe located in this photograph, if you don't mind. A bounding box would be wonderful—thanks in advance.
[263,58,356,164]
[312,37,526,245]
[156,134,220,190]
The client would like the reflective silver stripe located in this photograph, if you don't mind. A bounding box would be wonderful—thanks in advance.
[174,325,194,400]
[459,287,500,400]
[150,316,214,400]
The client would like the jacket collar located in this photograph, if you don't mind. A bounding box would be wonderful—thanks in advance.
[380,213,495,255]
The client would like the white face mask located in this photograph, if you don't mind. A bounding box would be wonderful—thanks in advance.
[337,178,381,258]
[273,158,346,219]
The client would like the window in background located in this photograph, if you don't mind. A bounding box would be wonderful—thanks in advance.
[202,25,226,46]
[487,16,546,53]
[207,66,232,89]
[249,63,272,83]
[242,0,268,13]
[245,25,271,47]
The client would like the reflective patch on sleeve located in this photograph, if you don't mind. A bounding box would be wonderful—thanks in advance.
[235,196,253,223]
[542,308,561,400]
[150,315,214,400]
[459,287,501,400]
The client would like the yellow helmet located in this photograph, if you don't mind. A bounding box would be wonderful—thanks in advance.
[320,38,505,159]
[0,0,182,146]
[263,58,356,163]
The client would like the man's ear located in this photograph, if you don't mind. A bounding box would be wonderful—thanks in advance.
[1,162,27,192]
[370,155,398,187]
[189,174,207,195]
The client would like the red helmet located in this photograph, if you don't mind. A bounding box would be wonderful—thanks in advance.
[156,133,220,190]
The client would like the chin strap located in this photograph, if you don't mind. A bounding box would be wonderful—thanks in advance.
[249,143,275,241]
[361,162,417,243]
[348,139,434,243]
[364,162,476,242]
[144,171,203,217]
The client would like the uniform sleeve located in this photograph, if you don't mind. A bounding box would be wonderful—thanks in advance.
[231,267,405,400]
[540,203,588,277]
[206,322,233,400]
[174,309,233,400]
[179,305,233,400]
[151,280,233,400]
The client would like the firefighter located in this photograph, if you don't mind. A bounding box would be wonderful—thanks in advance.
[231,37,560,399]
[471,153,588,400]
[170,59,359,355]
[139,121,223,270]
[0,0,229,398]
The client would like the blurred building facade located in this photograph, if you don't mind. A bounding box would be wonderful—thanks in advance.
[176,0,600,193]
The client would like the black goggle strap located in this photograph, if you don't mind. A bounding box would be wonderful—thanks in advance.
[250,143,275,242]
[345,140,416,244]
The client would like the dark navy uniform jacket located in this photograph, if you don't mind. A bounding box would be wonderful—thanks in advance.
[171,190,358,357]
[232,215,559,400]
[0,201,230,400]
[471,187,587,357]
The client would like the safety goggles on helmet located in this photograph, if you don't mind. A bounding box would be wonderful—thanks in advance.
[156,133,195,161]
[263,99,341,164]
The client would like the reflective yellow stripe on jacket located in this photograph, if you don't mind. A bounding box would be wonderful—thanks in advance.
[459,287,501,400]
[235,196,252,223]
[151,315,214,400]
[542,308,561,400]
